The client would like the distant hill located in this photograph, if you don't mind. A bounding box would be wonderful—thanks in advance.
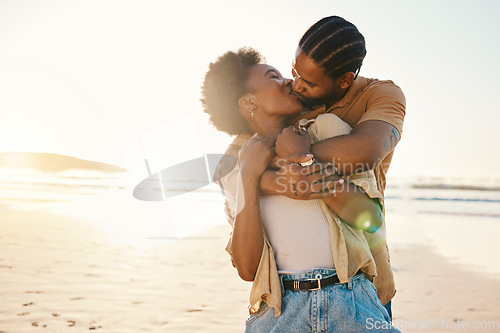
[0,152,127,173]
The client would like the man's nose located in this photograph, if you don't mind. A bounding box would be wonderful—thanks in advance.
[283,78,293,86]
[292,77,304,92]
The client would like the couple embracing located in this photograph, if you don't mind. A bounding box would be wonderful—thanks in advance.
[202,15,405,333]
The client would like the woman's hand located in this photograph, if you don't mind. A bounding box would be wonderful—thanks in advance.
[238,133,276,179]
[275,126,311,159]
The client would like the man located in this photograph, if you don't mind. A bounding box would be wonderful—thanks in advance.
[218,15,406,317]
[276,15,405,314]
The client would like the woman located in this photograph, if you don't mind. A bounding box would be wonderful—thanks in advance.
[201,48,398,332]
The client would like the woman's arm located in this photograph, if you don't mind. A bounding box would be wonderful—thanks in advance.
[231,134,275,281]
[232,175,263,281]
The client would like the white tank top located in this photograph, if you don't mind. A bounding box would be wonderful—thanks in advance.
[259,195,334,273]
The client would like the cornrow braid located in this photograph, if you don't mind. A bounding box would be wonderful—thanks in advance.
[299,16,366,79]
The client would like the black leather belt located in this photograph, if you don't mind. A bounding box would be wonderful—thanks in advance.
[283,271,362,291]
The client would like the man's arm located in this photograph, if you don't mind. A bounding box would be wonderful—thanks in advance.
[311,120,400,174]
[218,121,400,198]
[259,161,382,233]
[322,180,383,233]
[259,161,339,199]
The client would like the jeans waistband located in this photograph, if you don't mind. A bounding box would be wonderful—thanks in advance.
[279,268,337,282]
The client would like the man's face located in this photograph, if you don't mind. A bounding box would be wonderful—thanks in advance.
[291,49,344,107]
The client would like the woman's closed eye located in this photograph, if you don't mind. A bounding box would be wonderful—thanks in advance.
[266,69,282,80]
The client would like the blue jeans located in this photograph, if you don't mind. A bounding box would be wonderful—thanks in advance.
[245,268,399,332]
[385,301,392,319]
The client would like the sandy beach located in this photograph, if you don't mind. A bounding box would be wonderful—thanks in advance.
[1,173,500,332]
[0,203,251,332]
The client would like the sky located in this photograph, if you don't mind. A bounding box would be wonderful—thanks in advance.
[1,0,499,181]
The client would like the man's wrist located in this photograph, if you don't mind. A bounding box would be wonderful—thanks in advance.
[259,170,278,195]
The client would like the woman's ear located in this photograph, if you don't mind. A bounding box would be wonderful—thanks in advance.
[238,95,257,111]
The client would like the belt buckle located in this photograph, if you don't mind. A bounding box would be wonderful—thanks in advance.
[308,278,322,291]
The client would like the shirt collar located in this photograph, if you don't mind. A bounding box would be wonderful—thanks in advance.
[327,76,368,111]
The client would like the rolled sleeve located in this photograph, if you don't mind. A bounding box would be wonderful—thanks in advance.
[346,170,383,206]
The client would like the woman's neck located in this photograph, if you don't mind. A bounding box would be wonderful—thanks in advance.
[249,116,289,139]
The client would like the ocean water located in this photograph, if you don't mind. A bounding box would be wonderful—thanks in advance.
[0,168,227,248]
[0,168,127,209]
[2,168,499,228]
[384,180,500,275]
[2,168,500,273]
[386,182,500,218]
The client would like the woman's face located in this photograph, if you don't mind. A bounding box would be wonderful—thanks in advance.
[246,64,303,117]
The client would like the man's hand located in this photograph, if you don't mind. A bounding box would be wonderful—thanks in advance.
[261,160,343,200]
[275,126,311,159]
[269,153,315,170]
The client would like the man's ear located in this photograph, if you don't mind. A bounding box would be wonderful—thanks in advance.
[238,95,257,112]
[339,72,355,90]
